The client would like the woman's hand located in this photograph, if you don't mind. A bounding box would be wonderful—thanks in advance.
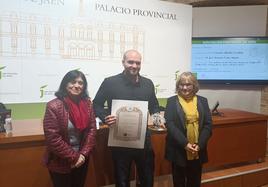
[192,143,200,152]
[73,154,85,168]
[185,143,199,154]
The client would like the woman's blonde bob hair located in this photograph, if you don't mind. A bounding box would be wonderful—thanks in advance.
[175,72,199,94]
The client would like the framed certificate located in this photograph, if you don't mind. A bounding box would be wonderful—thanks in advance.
[108,100,148,149]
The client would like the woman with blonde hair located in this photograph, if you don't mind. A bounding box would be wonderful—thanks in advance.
[165,72,212,187]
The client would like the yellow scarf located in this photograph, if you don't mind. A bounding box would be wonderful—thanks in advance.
[178,95,199,160]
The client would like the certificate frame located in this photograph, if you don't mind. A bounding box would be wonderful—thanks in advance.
[108,99,148,149]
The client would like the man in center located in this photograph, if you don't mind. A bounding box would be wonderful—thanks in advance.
[93,49,160,187]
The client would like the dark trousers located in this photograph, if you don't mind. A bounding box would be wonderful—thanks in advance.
[172,159,202,187]
[111,147,155,187]
[49,161,88,187]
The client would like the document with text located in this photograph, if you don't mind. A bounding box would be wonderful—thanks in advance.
[108,100,148,149]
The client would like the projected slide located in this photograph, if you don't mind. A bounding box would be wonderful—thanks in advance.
[192,38,268,80]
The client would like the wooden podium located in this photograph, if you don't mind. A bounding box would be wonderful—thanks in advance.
[0,108,267,187]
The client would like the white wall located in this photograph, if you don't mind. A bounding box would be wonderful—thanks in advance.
[192,5,268,113]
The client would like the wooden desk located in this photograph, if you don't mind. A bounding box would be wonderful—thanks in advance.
[152,108,268,177]
[0,109,267,187]
[0,121,145,187]
[205,108,268,168]
[0,120,127,187]
[0,119,50,187]
[0,119,104,187]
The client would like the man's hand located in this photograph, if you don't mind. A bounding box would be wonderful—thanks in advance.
[105,115,116,126]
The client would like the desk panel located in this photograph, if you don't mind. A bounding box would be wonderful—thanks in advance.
[0,139,50,187]
[0,109,267,187]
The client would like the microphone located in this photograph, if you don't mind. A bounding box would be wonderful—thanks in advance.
[211,101,222,116]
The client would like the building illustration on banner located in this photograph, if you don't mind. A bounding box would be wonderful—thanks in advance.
[0,0,191,103]
[0,0,145,61]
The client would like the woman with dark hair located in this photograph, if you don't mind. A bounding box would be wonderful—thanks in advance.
[43,70,96,187]
[165,72,212,187]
